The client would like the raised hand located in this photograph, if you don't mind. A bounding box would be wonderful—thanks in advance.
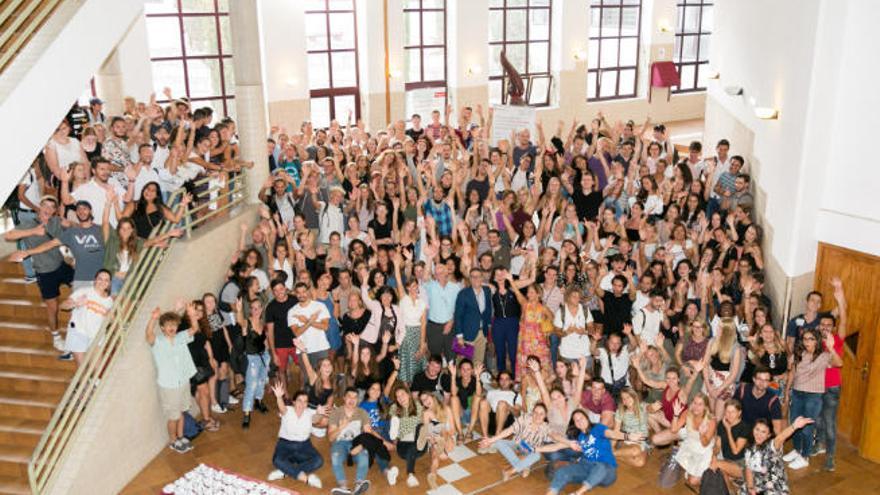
[271,380,285,398]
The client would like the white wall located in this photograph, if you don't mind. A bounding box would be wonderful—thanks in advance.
[117,14,154,101]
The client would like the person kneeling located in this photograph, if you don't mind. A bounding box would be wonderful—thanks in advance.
[267,383,324,488]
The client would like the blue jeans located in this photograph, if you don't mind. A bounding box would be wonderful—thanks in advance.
[494,317,519,375]
[243,351,269,413]
[790,389,823,458]
[549,333,560,368]
[331,440,369,485]
[816,386,840,464]
[550,457,617,493]
[272,438,323,478]
[495,439,542,473]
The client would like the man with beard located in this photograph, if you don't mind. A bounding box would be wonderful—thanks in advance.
[62,158,127,228]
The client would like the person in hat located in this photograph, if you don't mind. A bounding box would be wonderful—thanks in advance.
[86,97,106,125]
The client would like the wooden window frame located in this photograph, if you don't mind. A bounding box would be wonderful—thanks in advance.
[305,0,361,126]
[587,0,643,102]
[488,0,553,107]
[673,0,713,94]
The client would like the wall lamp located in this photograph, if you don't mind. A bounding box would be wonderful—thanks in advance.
[706,69,720,80]
[724,85,744,96]
[754,107,779,120]
[658,20,672,33]
[467,65,482,77]
[573,50,587,61]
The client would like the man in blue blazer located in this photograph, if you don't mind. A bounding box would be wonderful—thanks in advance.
[453,268,493,367]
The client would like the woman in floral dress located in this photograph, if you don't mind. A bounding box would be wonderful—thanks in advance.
[508,273,553,380]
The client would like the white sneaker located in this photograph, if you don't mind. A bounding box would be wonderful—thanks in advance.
[386,466,399,486]
[267,469,284,481]
[228,395,240,405]
[406,473,419,487]
[306,473,323,488]
[788,454,809,470]
[782,449,800,463]
[211,403,227,414]
[52,333,66,352]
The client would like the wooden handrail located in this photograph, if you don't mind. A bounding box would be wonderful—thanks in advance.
[0,0,64,75]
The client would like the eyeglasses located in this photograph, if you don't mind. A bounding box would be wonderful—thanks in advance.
[803,336,817,342]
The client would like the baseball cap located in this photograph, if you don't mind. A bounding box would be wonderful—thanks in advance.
[89,98,103,106]
[74,200,93,210]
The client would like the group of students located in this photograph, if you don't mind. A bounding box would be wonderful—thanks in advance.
[136,102,850,495]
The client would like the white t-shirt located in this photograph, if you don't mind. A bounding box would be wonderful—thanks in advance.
[288,300,331,353]
[279,407,316,442]
[19,169,41,211]
[129,165,162,201]
[486,388,522,412]
[67,287,113,339]
[633,307,663,345]
[555,303,594,360]
[71,179,126,227]
[48,137,83,172]
[399,294,427,327]
[597,347,631,386]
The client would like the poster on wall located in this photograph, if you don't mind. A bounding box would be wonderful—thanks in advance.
[406,88,447,122]
[490,104,536,146]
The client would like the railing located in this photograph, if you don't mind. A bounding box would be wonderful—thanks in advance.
[27,171,249,494]
[0,0,64,75]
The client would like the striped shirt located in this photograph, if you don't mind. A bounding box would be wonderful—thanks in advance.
[792,351,832,394]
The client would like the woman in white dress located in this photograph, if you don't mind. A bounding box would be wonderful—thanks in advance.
[45,120,88,180]
[60,270,114,364]
[672,393,716,489]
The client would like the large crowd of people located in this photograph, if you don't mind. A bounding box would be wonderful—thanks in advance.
[3,94,850,495]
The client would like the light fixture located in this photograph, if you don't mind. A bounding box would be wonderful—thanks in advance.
[467,65,482,77]
[658,20,672,33]
[573,49,587,61]
[754,107,779,120]
[389,68,402,79]
[724,85,744,96]
[706,69,720,80]
[285,78,298,87]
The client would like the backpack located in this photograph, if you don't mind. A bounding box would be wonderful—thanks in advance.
[699,468,730,495]
[182,412,203,440]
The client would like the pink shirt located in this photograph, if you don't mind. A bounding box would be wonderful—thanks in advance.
[824,334,843,388]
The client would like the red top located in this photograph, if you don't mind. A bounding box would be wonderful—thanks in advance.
[824,333,844,388]
[581,390,616,415]
[661,386,688,422]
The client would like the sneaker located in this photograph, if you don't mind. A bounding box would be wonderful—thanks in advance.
[267,469,284,481]
[23,276,36,284]
[353,479,371,495]
[179,437,192,451]
[406,473,419,487]
[330,487,352,495]
[211,403,227,414]
[242,414,251,429]
[782,449,800,463]
[811,446,827,457]
[52,333,66,352]
[168,440,184,453]
[386,466,399,486]
[824,460,835,472]
[57,352,73,361]
[477,446,491,455]
[228,395,240,405]
[788,455,809,470]
[255,400,269,414]
[306,473,323,488]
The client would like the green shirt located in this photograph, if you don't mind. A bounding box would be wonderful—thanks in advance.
[150,331,196,389]
[102,234,144,276]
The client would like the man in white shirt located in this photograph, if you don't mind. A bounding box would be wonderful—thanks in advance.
[288,282,330,371]
[127,144,162,200]
[632,290,669,349]
[316,186,346,245]
[267,384,325,487]
[66,158,126,227]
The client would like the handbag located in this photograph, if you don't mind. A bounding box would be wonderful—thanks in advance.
[452,339,474,360]
[699,468,730,495]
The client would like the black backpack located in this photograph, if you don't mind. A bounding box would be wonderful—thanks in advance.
[699,468,730,495]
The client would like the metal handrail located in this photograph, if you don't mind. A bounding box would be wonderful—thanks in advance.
[27,172,249,494]
[0,0,64,75]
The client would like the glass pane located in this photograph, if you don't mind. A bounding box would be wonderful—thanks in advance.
[306,14,328,51]
[304,0,326,11]
[151,60,186,97]
[701,6,714,32]
[683,6,701,33]
[145,0,178,14]
[422,12,444,45]
[531,0,550,6]
[406,48,421,82]
[622,0,640,4]
[619,68,636,95]
[600,38,619,68]
[334,95,357,124]
[602,0,623,4]
[423,0,444,8]
[620,7,640,36]
[183,17,219,56]
[328,0,354,10]
[181,0,215,13]
[681,35,697,62]
[620,37,638,66]
[587,71,597,100]
[489,0,504,7]
[195,98,224,122]
[506,10,527,42]
[676,5,685,32]
[507,43,526,74]
[311,97,331,129]
[222,57,235,91]
[601,8,620,37]
[679,64,696,90]
[529,8,550,40]
[600,70,618,98]
[405,12,420,45]
[146,17,182,58]
[528,76,550,105]
[673,35,682,62]
[508,0,527,6]
[217,0,229,12]
[329,13,356,49]
[187,59,223,98]
[423,47,445,80]
[590,7,601,30]
[528,42,549,73]
[696,62,708,89]
[489,79,502,105]
[308,53,330,89]
[404,0,421,7]
[218,17,232,55]
[224,98,235,119]
[588,39,599,69]
[489,11,504,43]
[698,34,710,62]
[331,51,357,87]
[489,44,503,77]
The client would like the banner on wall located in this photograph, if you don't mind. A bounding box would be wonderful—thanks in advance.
[490,104,536,146]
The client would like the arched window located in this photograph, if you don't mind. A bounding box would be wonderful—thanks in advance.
[673,0,713,93]
[488,0,553,106]
[305,0,361,128]
[404,0,447,119]
[587,0,642,101]
[145,0,235,117]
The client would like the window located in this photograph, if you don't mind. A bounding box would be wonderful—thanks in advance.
[305,0,360,128]
[673,0,713,93]
[404,0,447,119]
[488,0,552,106]
[145,0,235,118]
[587,0,642,101]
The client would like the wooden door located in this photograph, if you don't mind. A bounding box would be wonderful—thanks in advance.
[814,243,880,459]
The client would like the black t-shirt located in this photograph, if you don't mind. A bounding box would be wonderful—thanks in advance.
[341,310,372,336]
[571,188,603,221]
[411,371,441,395]
[440,374,477,409]
[716,420,751,460]
[369,217,393,242]
[601,292,633,335]
[406,127,425,142]
[264,297,298,348]
[187,331,210,368]
[734,383,782,426]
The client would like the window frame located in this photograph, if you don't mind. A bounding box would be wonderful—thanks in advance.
[403,0,447,92]
[587,0,643,102]
[305,0,362,126]
[145,0,234,116]
[488,0,553,107]
[672,0,713,94]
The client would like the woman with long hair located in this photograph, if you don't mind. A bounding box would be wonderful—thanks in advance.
[203,293,235,411]
[417,391,456,489]
[508,274,552,380]
[314,272,343,359]
[745,323,788,394]
[393,259,428,383]
[59,270,113,365]
[743,417,814,495]
[703,319,744,419]
[672,393,716,489]
[611,387,649,467]
[388,384,427,488]
[478,402,553,480]
[184,300,220,432]
[122,181,189,239]
[234,297,270,429]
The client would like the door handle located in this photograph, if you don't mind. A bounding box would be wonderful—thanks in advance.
[862,361,870,380]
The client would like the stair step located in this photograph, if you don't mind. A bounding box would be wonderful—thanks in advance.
[0,417,45,449]
[0,340,75,370]
[0,363,71,395]
[0,298,55,320]
[0,392,57,421]
[0,474,29,495]
[0,277,41,299]
[0,263,22,277]
[0,319,53,344]
[0,444,31,477]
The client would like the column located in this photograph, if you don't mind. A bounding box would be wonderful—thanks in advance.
[94,49,124,116]
[448,0,489,110]
[228,0,269,203]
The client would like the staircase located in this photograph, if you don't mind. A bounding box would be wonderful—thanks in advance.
[0,260,74,495]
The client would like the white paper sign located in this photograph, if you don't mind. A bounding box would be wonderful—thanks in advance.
[491,104,536,146]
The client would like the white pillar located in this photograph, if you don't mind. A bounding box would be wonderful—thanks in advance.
[95,50,124,116]
[228,0,269,203]
[448,0,489,110]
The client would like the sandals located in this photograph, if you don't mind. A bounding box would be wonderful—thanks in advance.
[204,419,220,432]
